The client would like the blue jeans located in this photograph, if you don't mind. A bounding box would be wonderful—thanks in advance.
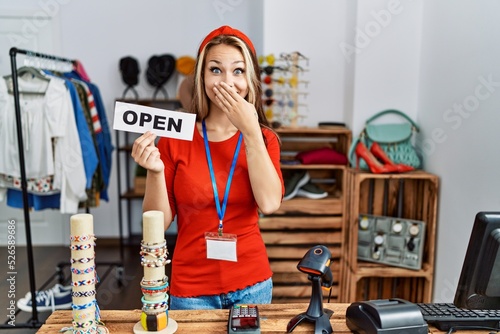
[169,278,272,310]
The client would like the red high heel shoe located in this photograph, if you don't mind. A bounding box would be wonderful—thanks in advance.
[355,142,398,174]
[370,142,414,173]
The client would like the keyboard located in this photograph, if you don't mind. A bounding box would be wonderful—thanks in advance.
[417,303,500,331]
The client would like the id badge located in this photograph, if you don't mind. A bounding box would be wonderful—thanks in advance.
[205,232,237,262]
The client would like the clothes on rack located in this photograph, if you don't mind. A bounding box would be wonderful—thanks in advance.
[0,64,113,213]
[63,70,113,202]
[51,71,99,190]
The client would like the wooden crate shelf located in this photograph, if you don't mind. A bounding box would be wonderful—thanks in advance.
[265,245,343,260]
[344,169,439,303]
[261,126,351,303]
[275,197,343,215]
[346,272,432,303]
[260,216,343,230]
[354,262,434,278]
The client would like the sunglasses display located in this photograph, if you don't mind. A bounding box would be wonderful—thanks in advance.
[259,52,309,127]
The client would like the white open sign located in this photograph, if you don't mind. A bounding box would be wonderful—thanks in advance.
[113,101,196,141]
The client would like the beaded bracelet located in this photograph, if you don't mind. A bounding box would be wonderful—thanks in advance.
[142,301,168,311]
[141,276,168,287]
[139,253,168,261]
[140,245,167,254]
[141,240,166,248]
[141,281,168,291]
[141,241,167,250]
[141,296,168,306]
[141,296,168,309]
[141,281,169,294]
[140,252,169,261]
[139,248,168,257]
[72,278,97,287]
[71,265,95,275]
[140,256,170,268]
[70,234,96,242]
[141,293,167,304]
[72,290,97,298]
[141,287,169,296]
[70,243,95,251]
[71,256,95,264]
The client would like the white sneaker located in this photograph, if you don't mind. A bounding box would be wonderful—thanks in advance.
[284,171,310,201]
[296,182,328,199]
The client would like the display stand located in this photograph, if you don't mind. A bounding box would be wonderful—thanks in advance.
[134,211,177,334]
[260,51,309,127]
[288,52,301,128]
[0,47,123,330]
[61,214,107,334]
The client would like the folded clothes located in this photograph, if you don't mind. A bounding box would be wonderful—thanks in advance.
[296,147,348,165]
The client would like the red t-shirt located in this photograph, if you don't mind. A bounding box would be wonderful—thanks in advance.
[157,126,283,297]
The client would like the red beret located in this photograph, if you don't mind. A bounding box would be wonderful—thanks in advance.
[198,25,256,55]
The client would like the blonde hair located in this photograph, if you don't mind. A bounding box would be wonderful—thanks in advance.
[192,35,269,128]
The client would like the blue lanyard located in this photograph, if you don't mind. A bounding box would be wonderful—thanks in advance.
[202,120,243,236]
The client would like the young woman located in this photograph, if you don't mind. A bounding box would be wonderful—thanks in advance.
[131,26,284,310]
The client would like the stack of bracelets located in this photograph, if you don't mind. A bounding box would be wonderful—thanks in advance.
[62,214,108,334]
[134,210,173,333]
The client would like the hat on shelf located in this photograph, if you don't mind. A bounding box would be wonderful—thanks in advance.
[176,56,196,76]
[146,54,176,88]
[119,56,140,87]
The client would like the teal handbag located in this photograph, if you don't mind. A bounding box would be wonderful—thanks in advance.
[349,110,421,169]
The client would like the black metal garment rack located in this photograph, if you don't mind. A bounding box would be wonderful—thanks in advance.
[1,47,124,330]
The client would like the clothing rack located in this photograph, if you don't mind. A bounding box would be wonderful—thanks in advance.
[1,47,124,329]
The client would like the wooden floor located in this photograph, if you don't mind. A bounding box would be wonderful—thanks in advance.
[0,241,173,333]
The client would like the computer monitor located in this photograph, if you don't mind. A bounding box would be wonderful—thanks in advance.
[454,211,500,309]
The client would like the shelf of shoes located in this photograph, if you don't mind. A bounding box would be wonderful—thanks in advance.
[260,126,351,303]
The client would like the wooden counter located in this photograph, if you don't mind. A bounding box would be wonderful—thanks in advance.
[37,303,484,333]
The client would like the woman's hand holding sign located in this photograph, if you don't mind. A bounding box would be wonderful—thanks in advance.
[131,131,164,174]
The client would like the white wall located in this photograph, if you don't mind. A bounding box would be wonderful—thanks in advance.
[1,0,499,303]
[58,0,265,103]
[262,0,353,127]
[416,0,500,302]
[350,0,423,135]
